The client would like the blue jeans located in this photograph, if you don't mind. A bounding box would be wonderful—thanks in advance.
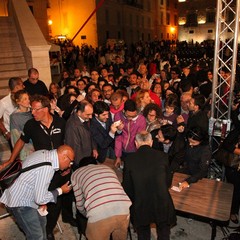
[8,206,47,240]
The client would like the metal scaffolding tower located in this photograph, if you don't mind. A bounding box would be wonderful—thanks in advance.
[209,0,240,179]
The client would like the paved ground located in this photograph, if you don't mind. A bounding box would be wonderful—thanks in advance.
[0,135,239,240]
[0,205,238,240]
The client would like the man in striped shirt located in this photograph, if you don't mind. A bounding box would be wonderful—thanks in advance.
[71,157,132,240]
[0,145,74,240]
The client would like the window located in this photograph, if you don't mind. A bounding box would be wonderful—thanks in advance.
[148,17,151,28]
[174,14,177,26]
[166,13,170,25]
[160,12,164,25]
[189,30,194,34]
[147,1,151,11]
[130,14,133,26]
[208,29,213,33]
[166,0,170,8]
[206,11,215,23]
[105,9,109,24]
[186,12,198,27]
[117,11,121,25]
[118,31,121,39]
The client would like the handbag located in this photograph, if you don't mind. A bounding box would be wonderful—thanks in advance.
[0,160,52,191]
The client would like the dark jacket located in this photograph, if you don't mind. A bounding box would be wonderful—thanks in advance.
[122,145,176,228]
[90,115,115,163]
[187,110,209,134]
[184,144,211,184]
[65,112,96,166]
[151,129,186,173]
[23,79,48,96]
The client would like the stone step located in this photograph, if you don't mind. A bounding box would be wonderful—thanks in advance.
[0,46,22,53]
[0,69,27,78]
[0,38,21,45]
[0,56,25,64]
[0,17,27,99]
[0,32,18,38]
[0,26,16,33]
[0,51,24,58]
[0,62,27,71]
[0,17,13,25]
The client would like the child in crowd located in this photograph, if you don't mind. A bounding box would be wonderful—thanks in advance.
[161,95,179,128]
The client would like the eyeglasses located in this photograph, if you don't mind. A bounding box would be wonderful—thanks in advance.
[124,112,137,119]
[148,113,156,117]
[66,155,74,165]
[31,107,45,112]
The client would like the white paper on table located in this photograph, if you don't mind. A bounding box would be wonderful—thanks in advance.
[171,186,182,192]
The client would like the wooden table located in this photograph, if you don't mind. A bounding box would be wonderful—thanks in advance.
[170,173,234,239]
[103,160,234,240]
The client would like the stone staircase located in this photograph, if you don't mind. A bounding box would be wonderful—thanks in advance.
[0,16,28,99]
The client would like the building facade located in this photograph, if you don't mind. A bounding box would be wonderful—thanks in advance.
[0,0,178,47]
[177,0,216,43]
[96,0,178,46]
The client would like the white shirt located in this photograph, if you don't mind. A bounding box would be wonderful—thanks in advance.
[0,150,59,208]
[0,93,16,131]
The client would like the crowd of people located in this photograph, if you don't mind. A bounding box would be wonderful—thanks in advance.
[0,37,240,240]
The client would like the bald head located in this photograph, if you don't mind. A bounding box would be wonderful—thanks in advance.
[135,130,153,148]
[57,145,75,170]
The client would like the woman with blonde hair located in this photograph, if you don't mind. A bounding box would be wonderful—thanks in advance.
[10,89,34,161]
[135,89,152,112]
[49,82,61,100]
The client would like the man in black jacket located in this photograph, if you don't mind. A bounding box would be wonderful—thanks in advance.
[122,131,176,240]
[90,101,123,163]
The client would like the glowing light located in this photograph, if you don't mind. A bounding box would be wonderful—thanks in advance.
[178,17,186,25]
[178,0,186,2]
[198,19,206,24]
[198,15,206,24]
[48,19,53,25]
[170,27,175,33]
